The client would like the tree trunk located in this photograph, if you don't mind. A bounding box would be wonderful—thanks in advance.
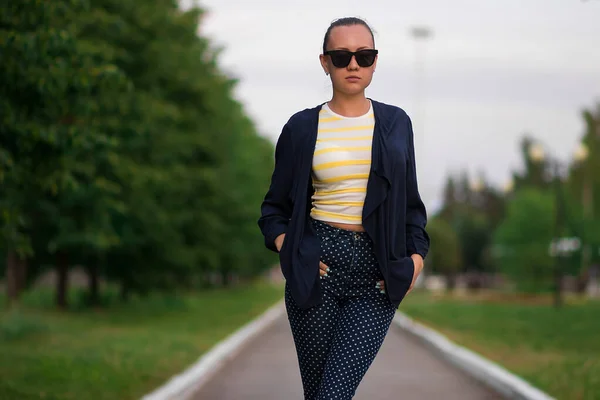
[87,263,100,306]
[553,259,563,309]
[56,251,69,310]
[6,250,19,305]
[16,256,28,294]
[576,269,589,294]
[446,272,456,290]
[221,270,231,287]
[120,278,131,303]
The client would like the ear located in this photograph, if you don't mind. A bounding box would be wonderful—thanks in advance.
[319,54,329,75]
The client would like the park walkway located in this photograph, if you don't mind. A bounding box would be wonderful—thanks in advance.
[192,314,503,400]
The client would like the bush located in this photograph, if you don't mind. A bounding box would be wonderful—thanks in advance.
[0,311,48,341]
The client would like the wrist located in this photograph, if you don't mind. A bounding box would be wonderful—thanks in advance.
[410,254,424,269]
[275,233,286,252]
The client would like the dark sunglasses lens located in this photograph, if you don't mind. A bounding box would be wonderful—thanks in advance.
[330,51,353,68]
[355,51,377,67]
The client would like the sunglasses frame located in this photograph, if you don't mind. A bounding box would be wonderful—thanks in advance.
[323,49,379,68]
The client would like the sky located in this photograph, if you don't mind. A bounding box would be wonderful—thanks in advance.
[181,0,600,211]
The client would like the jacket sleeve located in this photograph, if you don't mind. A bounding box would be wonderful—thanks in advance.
[405,116,430,259]
[258,123,294,252]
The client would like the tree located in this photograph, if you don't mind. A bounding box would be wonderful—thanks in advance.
[425,217,462,289]
[0,0,129,307]
[569,104,600,269]
[437,171,504,279]
[1,0,277,309]
[493,188,555,293]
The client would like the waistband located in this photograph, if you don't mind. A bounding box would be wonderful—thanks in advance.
[311,218,370,240]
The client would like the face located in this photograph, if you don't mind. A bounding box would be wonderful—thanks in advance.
[320,24,377,96]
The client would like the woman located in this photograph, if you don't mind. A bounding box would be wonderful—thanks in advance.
[258,16,430,400]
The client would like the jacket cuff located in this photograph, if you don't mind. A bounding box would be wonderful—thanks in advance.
[265,223,288,253]
[407,235,429,260]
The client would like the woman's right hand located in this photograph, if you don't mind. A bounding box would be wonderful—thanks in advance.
[275,233,286,252]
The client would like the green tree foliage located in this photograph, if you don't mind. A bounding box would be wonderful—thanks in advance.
[433,102,599,295]
[568,103,600,270]
[1,0,276,308]
[1,0,131,306]
[437,172,505,276]
[425,217,461,288]
[493,188,555,292]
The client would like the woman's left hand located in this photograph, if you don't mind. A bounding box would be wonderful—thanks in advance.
[407,254,424,294]
[377,254,424,295]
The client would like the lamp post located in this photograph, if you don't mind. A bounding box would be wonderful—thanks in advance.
[409,26,433,160]
[528,143,566,308]
[574,143,591,276]
[528,142,591,307]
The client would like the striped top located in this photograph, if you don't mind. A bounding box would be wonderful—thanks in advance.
[310,101,374,224]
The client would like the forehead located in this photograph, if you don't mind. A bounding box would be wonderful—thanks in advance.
[327,24,374,50]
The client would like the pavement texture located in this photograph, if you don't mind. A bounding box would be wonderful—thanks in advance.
[192,314,504,400]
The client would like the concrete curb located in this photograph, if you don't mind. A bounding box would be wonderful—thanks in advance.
[393,312,556,400]
[141,300,286,400]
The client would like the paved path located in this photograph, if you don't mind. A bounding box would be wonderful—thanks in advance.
[192,314,503,400]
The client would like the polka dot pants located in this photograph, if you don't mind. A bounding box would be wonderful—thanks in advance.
[285,219,397,400]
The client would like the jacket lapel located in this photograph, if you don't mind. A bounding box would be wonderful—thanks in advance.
[297,104,322,202]
[363,100,392,221]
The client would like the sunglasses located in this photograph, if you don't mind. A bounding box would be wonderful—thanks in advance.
[323,49,378,68]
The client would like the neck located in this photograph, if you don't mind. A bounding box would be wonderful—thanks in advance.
[328,92,370,117]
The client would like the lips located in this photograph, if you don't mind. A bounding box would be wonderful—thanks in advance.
[346,76,361,81]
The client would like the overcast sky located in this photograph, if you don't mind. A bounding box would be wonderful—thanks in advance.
[181,0,600,210]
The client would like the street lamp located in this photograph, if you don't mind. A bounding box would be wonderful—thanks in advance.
[469,177,484,193]
[528,143,565,308]
[528,142,593,307]
[573,143,592,276]
[468,176,486,209]
[409,26,433,159]
[502,178,514,194]
[529,143,546,163]
[408,26,433,213]
[574,143,589,162]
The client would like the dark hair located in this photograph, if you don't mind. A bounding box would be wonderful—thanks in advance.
[322,17,375,54]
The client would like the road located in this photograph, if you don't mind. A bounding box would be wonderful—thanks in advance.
[192,314,503,400]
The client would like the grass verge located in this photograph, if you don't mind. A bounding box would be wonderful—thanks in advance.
[0,282,283,400]
[401,290,600,400]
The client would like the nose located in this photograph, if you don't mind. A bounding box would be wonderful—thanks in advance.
[347,54,359,70]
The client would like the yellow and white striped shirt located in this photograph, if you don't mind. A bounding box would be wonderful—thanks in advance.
[310,101,374,224]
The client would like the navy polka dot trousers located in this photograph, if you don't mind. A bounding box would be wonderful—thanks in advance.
[285,219,397,400]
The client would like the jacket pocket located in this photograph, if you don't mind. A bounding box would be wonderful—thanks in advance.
[279,233,289,253]
[387,257,415,303]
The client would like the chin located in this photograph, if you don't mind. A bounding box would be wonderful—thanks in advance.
[339,84,369,96]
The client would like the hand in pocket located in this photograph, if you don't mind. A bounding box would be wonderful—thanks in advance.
[275,233,286,252]
[319,261,330,277]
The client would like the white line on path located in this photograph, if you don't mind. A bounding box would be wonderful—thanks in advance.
[141,299,555,400]
[141,301,285,400]
[393,312,556,400]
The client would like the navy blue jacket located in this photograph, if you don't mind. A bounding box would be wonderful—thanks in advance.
[258,99,430,309]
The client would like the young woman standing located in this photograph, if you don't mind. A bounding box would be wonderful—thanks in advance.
[258,16,430,400]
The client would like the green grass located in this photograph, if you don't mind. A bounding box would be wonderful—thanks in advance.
[0,282,283,400]
[401,290,600,400]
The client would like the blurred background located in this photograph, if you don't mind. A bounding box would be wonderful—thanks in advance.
[1,1,599,399]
